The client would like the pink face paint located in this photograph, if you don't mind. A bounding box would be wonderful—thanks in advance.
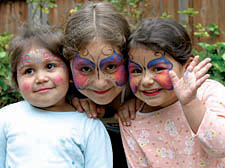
[128,60,142,93]
[53,76,63,83]
[22,82,30,91]
[100,50,127,86]
[147,53,173,90]
[72,54,95,90]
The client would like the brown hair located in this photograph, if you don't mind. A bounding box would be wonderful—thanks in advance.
[129,18,193,64]
[9,25,67,89]
[63,1,130,60]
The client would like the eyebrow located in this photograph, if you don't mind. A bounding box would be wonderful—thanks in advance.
[128,59,142,69]
[73,54,95,69]
[147,53,173,69]
[99,50,123,69]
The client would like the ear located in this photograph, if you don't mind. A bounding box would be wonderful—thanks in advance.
[183,57,194,71]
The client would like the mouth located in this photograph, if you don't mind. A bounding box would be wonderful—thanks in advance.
[142,88,162,96]
[35,88,52,93]
[92,88,112,95]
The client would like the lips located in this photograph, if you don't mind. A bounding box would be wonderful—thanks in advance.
[35,88,52,93]
[93,88,112,94]
[142,88,162,96]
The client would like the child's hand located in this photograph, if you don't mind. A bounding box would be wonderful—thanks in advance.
[169,56,211,105]
[116,98,142,126]
[71,97,105,118]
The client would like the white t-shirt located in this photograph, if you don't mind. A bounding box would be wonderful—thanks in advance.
[0,101,112,168]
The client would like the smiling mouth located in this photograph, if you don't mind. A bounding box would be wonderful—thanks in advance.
[35,88,52,93]
[142,89,162,96]
[93,88,112,94]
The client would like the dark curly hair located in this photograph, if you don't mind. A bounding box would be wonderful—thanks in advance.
[129,18,193,64]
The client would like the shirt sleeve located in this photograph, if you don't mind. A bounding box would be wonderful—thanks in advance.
[0,109,7,168]
[119,121,152,168]
[84,119,113,168]
[196,80,225,158]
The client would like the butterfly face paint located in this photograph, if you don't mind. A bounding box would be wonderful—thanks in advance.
[72,54,95,90]
[99,50,127,86]
[128,60,142,93]
[147,53,173,90]
[70,41,127,105]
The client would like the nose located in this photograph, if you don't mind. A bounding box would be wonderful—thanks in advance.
[93,71,108,89]
[141,71,154,88]
[35,70,49,84]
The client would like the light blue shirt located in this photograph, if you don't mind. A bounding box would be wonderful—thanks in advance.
[0,101,112,168]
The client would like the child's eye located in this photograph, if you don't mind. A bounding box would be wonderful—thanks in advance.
[46,63,55,70]
[153,67,167,72]
[80,67,92,73]
[25,68,34,74]
[105,64,117,72]
[131,69,142,74]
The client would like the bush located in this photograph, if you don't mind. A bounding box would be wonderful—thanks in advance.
[194,42,225,85]
[0,32,23,108]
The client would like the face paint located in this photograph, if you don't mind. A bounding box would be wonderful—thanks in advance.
[53,76,63,83]
[128,60,142,93]
[22,82,30,91]
[72,54,95,90]
[17,53,31,70]
[99,50,127,86]
[147,53,173,90]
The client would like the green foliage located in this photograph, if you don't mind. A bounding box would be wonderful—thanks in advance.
[194,42,225,85]
[178,8,199,17]
[0,32,23,108]
[160,12,172,19]
[194,23,220,38]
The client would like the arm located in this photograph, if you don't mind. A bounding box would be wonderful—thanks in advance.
[84,120,113,168]
[0,110,7,168]
[169,56,211,133]
[195,80,225,158]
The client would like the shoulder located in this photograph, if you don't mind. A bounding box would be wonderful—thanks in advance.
[0,101,28,114]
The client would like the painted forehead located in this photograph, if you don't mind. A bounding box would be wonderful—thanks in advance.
[17,48,61,69]
[78,45,122,62]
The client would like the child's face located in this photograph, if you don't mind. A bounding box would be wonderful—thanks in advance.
[128,47,185,108]
[16,45,70,111]
[70,41,127,105]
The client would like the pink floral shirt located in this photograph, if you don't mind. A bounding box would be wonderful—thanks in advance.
[120,80,225,168]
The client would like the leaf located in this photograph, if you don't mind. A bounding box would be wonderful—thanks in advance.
[0,51,7,58]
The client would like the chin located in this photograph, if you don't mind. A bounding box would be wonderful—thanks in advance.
[92,98,113,105]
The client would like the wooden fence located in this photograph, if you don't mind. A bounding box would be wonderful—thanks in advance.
[0,0,224,48]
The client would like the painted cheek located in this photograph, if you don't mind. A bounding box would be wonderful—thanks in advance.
[129,76,137,94]
[22,82,30,91]
[53,76,63,83]
[72,71,89,90]
[154,71,173,90]
[113,65,127,86]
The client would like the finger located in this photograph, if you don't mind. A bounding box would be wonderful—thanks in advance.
[196,74,210,88]
[196,63,212,79]
[118,107,130,126]
[194,57,211,73]
[187,56,199,72]
[135,98,142,111]
[169,70,179,86]
[80,100,91,117]
[128,99,136,120]
[97,106,105,118]
[88,100,98,118]
[71,97,83,112]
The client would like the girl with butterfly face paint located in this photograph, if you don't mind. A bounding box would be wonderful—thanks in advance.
[119,18,225,167]
[64,2,133,168]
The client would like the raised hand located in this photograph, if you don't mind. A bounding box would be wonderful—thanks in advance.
[169,56,211,105]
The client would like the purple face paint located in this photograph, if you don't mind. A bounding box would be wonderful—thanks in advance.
[147,53,173,90]
[100,50,127,86]
[128,60,142,93]
[72,54,95,90]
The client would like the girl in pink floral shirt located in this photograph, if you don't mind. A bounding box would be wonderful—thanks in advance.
[119,18,225,168]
